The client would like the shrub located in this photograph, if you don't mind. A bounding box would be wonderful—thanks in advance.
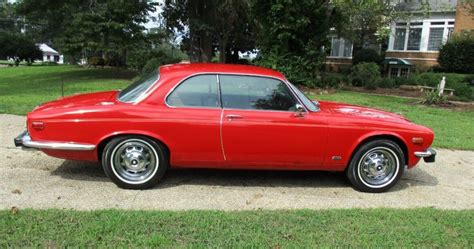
[254,54,322,88]
[409,72,473,101]
[321,73,348,88]
[104,55,124,67]
[410,73,466,87]
[338,64,352,74]
[438,35,474,73]
[350,62,381,89]
[141,56,181,76]
[128,46,187,72]
[379,78,396,88]
[352,49,383,66]
[141,58,162,76]
[452,84,473,101]
[88,57,105,67]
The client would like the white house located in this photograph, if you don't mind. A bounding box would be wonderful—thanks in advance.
[37,43,64,64]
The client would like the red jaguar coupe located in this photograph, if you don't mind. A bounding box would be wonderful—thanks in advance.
[15,63,435,192]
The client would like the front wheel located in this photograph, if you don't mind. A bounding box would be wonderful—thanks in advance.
[102,135,168,189]
[346,139,405,193]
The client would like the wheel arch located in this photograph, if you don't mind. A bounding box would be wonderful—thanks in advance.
[96,132,171,161]
[347,133,409,170]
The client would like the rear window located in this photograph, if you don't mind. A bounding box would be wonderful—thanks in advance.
[166,75,219,108]
[118,71,159,103]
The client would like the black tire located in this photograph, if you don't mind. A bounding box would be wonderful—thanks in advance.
[346,139,405,193]
[101,135,168,189]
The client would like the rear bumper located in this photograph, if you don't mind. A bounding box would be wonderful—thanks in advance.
[14,130,95,151]
[414,147,436,163]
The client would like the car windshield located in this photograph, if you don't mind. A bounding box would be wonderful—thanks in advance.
[287,82,319,112]
[117,71,159,103]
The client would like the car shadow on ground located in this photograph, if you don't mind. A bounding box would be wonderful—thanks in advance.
[51,160,438,192]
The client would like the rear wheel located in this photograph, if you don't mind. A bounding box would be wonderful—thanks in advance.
[346,139,405,193]
[102,135,168,189]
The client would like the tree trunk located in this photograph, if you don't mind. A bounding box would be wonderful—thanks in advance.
[200,31,213,62]
[219,35,228,63]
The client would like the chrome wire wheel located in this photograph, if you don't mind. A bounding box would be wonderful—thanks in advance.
[357,147,400,188]
[110,139,159,185]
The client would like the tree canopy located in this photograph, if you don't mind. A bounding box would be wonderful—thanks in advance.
[16,0,157,64]
[332,0,399,50]
[251,0,341,85]
[162,0,256,63]
[0,32,42,64]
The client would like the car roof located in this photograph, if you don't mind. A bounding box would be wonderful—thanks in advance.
[159,63,286,80]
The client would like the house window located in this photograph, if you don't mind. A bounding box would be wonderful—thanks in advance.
[428,28,444,51]
[391,20,455,51]
[407,28,422,50]
[393,28,406,50]
[329,37,353,58]
[400,68,409,78]
[343,40,353,57]
[330,37,341,57]
[390,68,399,78]
[389,67,410,78]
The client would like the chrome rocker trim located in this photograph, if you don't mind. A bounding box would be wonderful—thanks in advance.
[414,147,436,163]
[14,131,95,151]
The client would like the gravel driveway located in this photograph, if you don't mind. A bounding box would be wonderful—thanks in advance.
[1,114,473,210]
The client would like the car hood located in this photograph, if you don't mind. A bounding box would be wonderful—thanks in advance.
[32,91,119,112]
[320,101,409,123]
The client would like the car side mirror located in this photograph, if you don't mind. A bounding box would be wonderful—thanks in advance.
[294,104,306,117]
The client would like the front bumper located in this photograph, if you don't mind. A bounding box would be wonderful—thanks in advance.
[14,130,95,151]
[414,147,436,163]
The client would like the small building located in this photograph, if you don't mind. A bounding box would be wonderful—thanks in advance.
[37,43,64,64]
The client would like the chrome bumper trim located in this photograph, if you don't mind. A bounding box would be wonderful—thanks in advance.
[414,147,436,163]
[15,131,95,151]
[414,148,435,157]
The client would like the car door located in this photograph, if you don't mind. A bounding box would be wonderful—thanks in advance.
[220,75,327,169]
[165,74,225,167]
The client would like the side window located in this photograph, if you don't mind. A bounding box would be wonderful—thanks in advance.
[167,75,219,108]
[220,75,298,111]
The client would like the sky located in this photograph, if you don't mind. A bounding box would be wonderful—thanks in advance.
[144,0,164,30]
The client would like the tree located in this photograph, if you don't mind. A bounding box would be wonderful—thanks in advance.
[16,0,157,65]
[162,0,256,63]
[0,2,23,33]
[252,0,340,86]
[438,35,474,74]
[332,0,399,51]
[0,33,42,65]
[127,28,188,72]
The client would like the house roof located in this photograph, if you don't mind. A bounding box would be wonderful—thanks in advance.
[37,43,60,55]
[393,0,457,12]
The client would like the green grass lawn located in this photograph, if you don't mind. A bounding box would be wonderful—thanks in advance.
[0,65,135,115]
[1,65,472,150]
[313,91,474,150]
[1,208,472,247]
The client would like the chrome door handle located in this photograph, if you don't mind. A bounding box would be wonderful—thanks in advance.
[226,114,243,120]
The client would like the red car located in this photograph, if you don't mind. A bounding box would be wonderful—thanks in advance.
[15,63,436,192]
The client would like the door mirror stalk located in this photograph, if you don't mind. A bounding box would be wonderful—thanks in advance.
[294,104,306,117]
